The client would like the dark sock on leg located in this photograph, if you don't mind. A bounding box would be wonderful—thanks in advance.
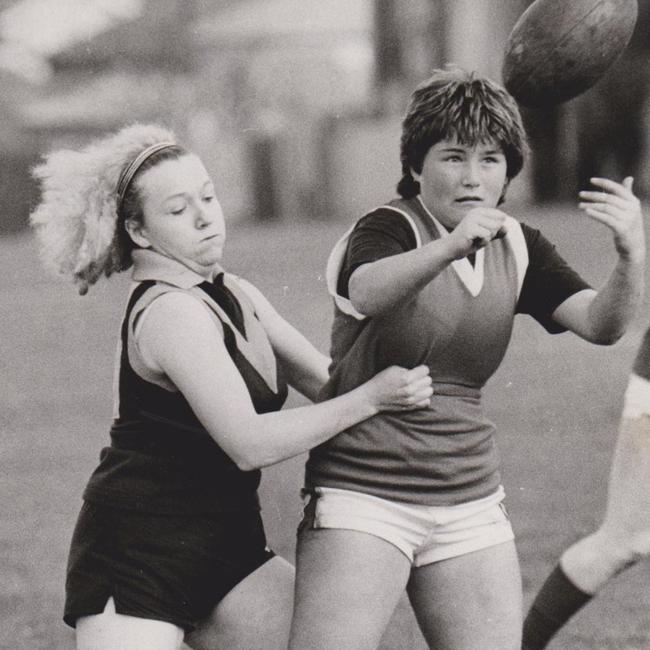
[522,563,592,649]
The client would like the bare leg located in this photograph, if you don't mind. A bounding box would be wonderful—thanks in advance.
[76,597,185,650]
[186,556,295,650]
[523,415,650,649]
[407,541,522,650]
[563,415,650,592]
[289,529,411,650]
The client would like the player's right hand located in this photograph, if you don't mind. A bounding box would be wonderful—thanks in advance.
[364,365,433,413]
[446,207,508,260]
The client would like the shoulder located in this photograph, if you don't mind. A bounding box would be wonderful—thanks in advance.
[519,222,544,249]
[133,289,225,373]
[519,222,566,264]
[227,275,272,313]
[227,275,282,327]
[137,290,221,341]
[228,275,264,304]
[356,206,416,232]
[352,205,418,249]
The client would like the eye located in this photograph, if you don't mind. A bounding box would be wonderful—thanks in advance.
[202,194,215,203]
[444,155,462,162]
[170,204,186,215]
[483,153,504,164]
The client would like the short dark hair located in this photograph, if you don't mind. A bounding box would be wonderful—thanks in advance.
[397,67,528,199]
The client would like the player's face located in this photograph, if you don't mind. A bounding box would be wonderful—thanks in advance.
[131,154,226,277]
[417,139,508,229]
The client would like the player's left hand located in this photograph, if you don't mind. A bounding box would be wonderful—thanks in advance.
[579,177,645,261]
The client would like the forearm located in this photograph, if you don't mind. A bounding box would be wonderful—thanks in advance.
[281,352,330,402]
[231,385,377,470]
[587,255,644,344]
[350,239,456,316]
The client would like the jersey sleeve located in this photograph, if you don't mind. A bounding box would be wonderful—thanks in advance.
[337,208,417,298]
[516,224,592,333]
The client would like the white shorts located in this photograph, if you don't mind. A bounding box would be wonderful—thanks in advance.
[299,485,514,566]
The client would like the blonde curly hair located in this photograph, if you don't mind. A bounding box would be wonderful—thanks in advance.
[30,123,180,294]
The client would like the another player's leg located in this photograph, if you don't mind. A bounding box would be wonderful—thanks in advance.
[523,412,650,649]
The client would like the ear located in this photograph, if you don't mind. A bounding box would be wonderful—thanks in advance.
[124,218,151,248]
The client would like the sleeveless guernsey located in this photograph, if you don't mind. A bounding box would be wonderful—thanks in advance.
[83,251,288,514]
[306,197,528,506]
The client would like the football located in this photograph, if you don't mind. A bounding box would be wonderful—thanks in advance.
[502,0,638,106]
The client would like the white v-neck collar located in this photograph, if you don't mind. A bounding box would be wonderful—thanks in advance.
[416,197,485,296]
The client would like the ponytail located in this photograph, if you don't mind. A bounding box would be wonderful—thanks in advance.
[396,165,420,199]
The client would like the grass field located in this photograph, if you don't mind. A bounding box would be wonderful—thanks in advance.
[2,203,650,649]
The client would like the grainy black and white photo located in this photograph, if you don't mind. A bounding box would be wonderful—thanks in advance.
[1,1,649,649]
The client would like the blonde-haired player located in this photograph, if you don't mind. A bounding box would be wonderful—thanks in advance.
[30,123,433,650]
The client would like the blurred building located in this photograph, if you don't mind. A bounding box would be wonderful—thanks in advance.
[1,0,648,232]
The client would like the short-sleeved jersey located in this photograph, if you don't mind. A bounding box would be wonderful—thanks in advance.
[336,206,590,333]
[83,249,288,515]
[306,197,591,506]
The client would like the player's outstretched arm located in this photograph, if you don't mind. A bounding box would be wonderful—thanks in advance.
[551,177,645,344]
[137,292,433,470]
[349,208,508,317]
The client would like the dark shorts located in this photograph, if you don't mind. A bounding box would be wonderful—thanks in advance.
[64,500,274,632]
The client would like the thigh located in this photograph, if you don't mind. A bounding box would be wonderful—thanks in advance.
[76,597,184,650]
[289,528,411,650]
[407,541,522,650]
[601,416,650,537]
[186,556,294,650]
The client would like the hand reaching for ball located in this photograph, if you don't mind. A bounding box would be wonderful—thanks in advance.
[578,177,645,262]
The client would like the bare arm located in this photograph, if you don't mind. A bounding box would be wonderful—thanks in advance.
[136,293,432,470]
[349,208,508,316]
[551,177,645,344]
[235,278,329,402]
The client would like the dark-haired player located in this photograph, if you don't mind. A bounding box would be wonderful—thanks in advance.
[289,67,645,650]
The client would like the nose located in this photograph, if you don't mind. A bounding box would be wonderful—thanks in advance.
[461,160,481,187]
[194,202,213,228]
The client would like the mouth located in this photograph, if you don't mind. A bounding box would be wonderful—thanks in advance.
[201,233,221,242]
[455,196,483,204]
